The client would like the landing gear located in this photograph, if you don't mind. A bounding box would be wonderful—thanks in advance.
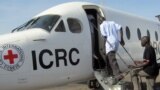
[88,79,103,90]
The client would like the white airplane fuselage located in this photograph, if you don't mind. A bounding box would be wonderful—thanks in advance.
[0,2,160,90]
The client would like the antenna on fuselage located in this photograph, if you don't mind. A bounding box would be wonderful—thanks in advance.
[155,15,160,22]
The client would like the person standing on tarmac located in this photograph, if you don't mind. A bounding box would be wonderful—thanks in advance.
[129,36,159,90]
[100,17,125,82]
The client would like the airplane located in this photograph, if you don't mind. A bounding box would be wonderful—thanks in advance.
[0,1,160,90]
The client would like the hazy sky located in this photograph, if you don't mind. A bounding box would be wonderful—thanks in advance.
[0,0,160,34]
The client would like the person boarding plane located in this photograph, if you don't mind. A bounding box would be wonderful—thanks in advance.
[0,2,159,90]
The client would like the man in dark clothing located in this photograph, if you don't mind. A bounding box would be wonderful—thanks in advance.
[129,36,159,90]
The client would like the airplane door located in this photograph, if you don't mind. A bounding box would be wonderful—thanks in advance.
[83,5,106,70]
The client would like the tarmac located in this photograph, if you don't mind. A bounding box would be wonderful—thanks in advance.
[41,73,160,90]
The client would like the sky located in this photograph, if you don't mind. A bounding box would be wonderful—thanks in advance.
[0,0,160,34]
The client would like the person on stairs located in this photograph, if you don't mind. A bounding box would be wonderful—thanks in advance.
[100,17,125,84]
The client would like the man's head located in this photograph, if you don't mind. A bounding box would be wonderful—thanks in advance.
[101,17,106,21]
[141,36,150,47]
[100,17,106,24]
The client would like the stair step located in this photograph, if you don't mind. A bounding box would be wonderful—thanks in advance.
[94,70,130,90]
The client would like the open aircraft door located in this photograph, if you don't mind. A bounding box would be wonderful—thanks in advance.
[83,5,106,70]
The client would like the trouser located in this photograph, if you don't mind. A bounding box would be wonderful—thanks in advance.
[106,51,121,76]
[131,68,156,90]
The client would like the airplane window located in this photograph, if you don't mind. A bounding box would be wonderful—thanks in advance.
[147,30,150,37]
[55,20,66,32]
[155,31,158,41]
[67,18,82,33]
[137,28,141,40]
[12,15,60,33]
[126,26,130,40]
[12,19,35,33]
[29,15,60,32]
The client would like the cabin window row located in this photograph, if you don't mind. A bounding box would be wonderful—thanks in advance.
[124,26,158,41]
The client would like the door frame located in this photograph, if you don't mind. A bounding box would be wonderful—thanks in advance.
[83,5,106,69]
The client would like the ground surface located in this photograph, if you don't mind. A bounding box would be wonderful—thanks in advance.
[40,74,160,90]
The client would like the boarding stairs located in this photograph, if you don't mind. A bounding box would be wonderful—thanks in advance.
[89,21,135,90]
[94,69,130,90]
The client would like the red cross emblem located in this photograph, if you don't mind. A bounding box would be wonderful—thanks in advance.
[0,44,24,71]
[3,50,18,64]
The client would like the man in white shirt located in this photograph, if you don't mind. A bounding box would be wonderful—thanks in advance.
[100,17,125,81]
